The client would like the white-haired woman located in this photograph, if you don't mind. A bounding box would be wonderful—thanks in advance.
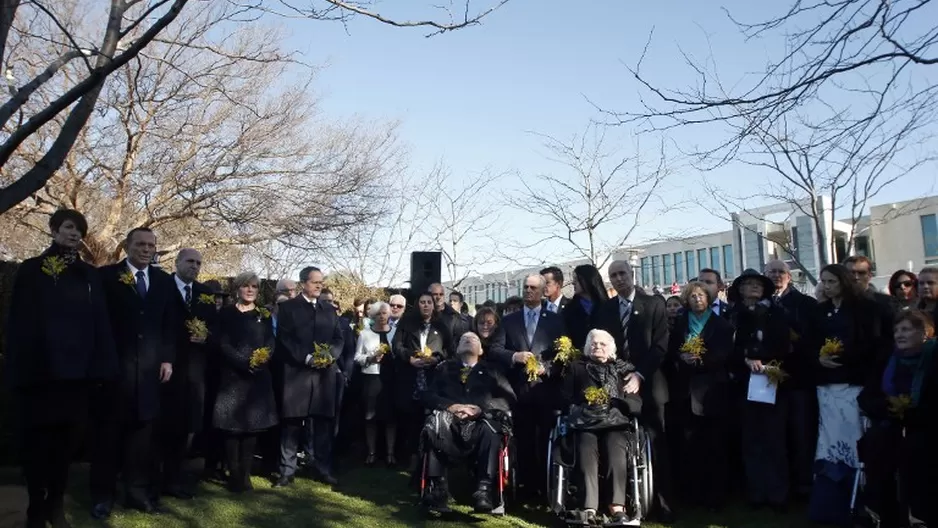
[212,271,278,493]
[354,301,398,466]
[562,329,642,526]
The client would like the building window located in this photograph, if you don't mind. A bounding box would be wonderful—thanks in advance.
[855,236,870,258]
[674,252,684,283]
[651,255,661,285]
[790,226,800,259]
[685,251,696,280]
[640,257,651,287]
[710,247,721,273]
[722,245,734,278]
[663,254,673,284]
[697,248,708,271]
[921,214,938,257]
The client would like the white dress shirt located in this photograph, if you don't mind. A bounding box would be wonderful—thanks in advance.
[127,261,149,291]
[174,274,192,303]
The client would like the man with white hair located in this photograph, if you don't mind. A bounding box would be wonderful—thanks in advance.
[388,294,407,329]
[420,332,516,513]
[275,278,297,300]
[490,273,566,500]
[764,259,818,496]
[597,259,674,522]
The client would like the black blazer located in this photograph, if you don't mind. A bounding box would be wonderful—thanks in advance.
[596,292,670,408]
[561,295,600,351]
[731,302,791,385]
[665,312,734,417]
[99,260,177,422]
[5,249,117,389]
[543,295,571,313]
[489,307,567,368]
[393,316,453,411]
[812,298,883,386]
[273,295,344,419]
[423,359,516,415]
[775,286,819,389]
[163,276,219,433]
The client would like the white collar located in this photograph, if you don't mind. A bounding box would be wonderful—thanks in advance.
[548,294,563,305]
[301,293,317,305]
[618,290,636,304]
[174,274,192,290]
[127,261,148,279]
[524,304,541,316]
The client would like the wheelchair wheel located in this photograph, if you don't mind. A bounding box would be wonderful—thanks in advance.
[638,427,654,518]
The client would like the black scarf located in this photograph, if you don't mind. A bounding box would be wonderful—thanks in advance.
[42,242,80,265]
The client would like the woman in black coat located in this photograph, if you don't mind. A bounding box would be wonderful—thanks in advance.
[665,281,733,510]
[212,271,278,492]
[857,310,936,528]
[562,264,609,351]
[730,268,792,510]
[393,292,452,470]
[5,209,117,527]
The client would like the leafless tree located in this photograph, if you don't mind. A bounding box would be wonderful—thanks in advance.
[0,0,512,216]
[504,123,673,269]
[0,3,404,266]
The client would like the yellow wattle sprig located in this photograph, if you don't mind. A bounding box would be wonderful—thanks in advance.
[553,336,580,366]
[185,318,209,340]
[524,355,541,382]
[680,335,707,361]
[820,338,844,359]
[414,345,433,359]
[763,360,789,386]
[249,347,271,369]
[584,386,610,407]
[311,342,335,368]
[41,256,67,283]
[887,394,913,420]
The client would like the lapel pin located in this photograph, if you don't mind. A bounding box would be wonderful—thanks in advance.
[633,310,639,315]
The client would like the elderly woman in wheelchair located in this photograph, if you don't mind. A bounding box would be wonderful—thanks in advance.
[419,332,517,513]
[555,328,643,526]
[856,310,936,528]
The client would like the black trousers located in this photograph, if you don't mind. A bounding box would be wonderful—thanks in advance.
[279,416,333,478]
[575,429,630,511]
[22,423,80,521]
[90,420,154,504]
[152,425,191,493]
[514,400,552,495]
[643,399,674,514]
[860,424,933,528]
[674,410,728,508]
[741,396,789,506]
[426,426,500,483]
[225,433,258,488]
[786,388,817,495]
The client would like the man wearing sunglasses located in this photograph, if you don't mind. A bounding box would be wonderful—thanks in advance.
[388,294,407,329]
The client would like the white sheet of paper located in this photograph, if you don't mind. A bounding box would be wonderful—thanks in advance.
[747,373,777,405]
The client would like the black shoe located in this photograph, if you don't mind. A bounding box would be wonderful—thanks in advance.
[319,472,339,486]
[162,486,195,500]
[90,501,112,520]
[472,479,494,512]
[272,475,294,488]
[125,497,160,515]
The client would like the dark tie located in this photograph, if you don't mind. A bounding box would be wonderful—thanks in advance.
[184,284,191,306]
[135,270,147,298]
[620,299,632,330]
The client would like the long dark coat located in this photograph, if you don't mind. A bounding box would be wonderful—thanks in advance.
[393,317,452,412]
[273,296,345,419]
[664,312,733,417]
[213,305,278,433]
[98,260,176,423]
[5,247,117,424]
[161,277,219,433]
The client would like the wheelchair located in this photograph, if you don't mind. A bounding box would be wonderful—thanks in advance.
[418,411,515,515]
[546,412,653,525]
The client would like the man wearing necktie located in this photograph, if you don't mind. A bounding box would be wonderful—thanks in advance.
[91,228,177,518]
[540,266,570,314]
[699,268,732,319]
[153,249,218,500]
[273,266,345,488]
[490,274,566,500]
[597,260,675,522]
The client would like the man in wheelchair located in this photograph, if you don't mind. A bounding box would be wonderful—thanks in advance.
[559,329,642,526]
[420,332,517,512]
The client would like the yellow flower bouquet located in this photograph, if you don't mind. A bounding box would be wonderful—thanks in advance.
[763,360,789,386]
[414,345,433,359]
[375,343,390,362]
[524,354,541,382]
[249,347,271,369]
[460,366,471,385]
[887,394,913,420]
[310,343,335,369]
[198,293,215,305]
[553,336,579,366]
[256,307,271,320]
[355,320,365,336]
[680,335,707,361]
[584,386,610,407]
[41,256,67,283]
[185,318,209,341]
[819,338,844,359]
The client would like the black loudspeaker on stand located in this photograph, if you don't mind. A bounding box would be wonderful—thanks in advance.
[409,251,442,304]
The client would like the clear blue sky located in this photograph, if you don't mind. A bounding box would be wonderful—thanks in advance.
[274,1,935,281]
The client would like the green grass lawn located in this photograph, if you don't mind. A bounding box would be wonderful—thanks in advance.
[0,461,818,528]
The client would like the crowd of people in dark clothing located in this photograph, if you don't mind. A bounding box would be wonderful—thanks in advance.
[5,208,937,528]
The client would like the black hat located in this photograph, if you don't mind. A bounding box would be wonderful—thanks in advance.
[728,268,774,303]
[202,279,229,297]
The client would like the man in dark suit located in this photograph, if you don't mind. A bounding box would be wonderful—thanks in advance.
[430,282,470,349]
[844,256,895,347]
[490,273,566,499]
[541,265,571,313]
[596,259,674,522]
[154,249,218,499]
[91,227,176,518]
[764,259,818,497]
[698,268,732,319]
[273,266,345,487]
